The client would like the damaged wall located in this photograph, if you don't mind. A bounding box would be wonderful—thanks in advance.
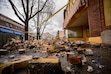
[88,0,111,37]
[88,0,102,37]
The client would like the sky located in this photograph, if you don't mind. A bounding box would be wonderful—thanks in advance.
[0,0,68,36]
[43,0,68,35]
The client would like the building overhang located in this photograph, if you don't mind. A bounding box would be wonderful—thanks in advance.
[63,5,88,29]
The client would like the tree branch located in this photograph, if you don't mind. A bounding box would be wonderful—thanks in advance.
[29,0,49,20]
[8,0,25,23]
[14,6,25,20]
[29,0,34,18]
[21,0,26,15]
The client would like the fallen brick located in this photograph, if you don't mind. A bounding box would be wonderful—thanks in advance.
[0,49,8,55]
[18,49,26,54]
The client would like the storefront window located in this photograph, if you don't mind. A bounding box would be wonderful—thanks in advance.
[6,23,10,27]
[68,27,83,38]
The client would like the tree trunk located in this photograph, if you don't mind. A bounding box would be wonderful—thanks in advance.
[37,27,40,40]
[25,20,28,40]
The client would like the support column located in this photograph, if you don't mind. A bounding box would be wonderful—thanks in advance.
[88,0,102,37]
[83,26,87,40]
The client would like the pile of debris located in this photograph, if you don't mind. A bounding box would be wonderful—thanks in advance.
[2,38,23,50]
[1,37,110,74]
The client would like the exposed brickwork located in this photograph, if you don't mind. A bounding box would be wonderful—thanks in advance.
[88,0,111,37]
[88,0,102,37]
[64,0,111,37]
[99,0,105,32]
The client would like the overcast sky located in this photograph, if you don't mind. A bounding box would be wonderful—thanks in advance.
[43,0,68,35]
[0,0,68,36]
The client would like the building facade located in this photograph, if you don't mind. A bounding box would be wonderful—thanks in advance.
[0,14,24,47]
[63,0,111,44]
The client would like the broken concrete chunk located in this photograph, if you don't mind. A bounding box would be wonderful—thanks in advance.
[77,47,84,54]
[18,49,26,54]
[0,49,8,55]
[66,66,71,72]
[17,43,24,49]
[81,55,87,65]
[84,49,93,56]
[8,55,15,59]
[96,63,104,69]
[73,47,78,50]
[32,55,39,59]
[67,52,74,61]
[87,66,93,72]
[98,64,104,69]
[11,58,20,62]
[92,59,95,63]
[6,46,11,50]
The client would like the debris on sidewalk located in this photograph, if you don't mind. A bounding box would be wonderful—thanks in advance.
[87,65,93,72]
[84,48,93,56]
[91,59,95,63]
[0,49,8,55]
[18,49,26,54]
[0,39,111,74]
[28,57,64,74]
[8,55,15,59]
[81,55,87,65]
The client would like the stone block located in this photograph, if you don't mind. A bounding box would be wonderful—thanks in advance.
[18,49,26,54]
[0,49,8,55]
[8,55,15,59]
[28,58,64,74]
[84,49,93,56]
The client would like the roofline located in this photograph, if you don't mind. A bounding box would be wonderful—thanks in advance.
[0,13,24,27]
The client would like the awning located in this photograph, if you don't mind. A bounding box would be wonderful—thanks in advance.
[14,31,23,36]
[0,27,24,36]
[0,27,14,34]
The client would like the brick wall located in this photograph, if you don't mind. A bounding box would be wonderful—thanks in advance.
[88,0,102,37]
[0,19,5,26]
[0,19,24,32]
[88,0,111,37]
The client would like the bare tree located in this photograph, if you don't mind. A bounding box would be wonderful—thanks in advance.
[30,0,55,40]
[8,0,49,40]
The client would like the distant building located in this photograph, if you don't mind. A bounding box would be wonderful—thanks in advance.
[0,13,24,47]
[41,33,54,40]
[56,31,65,39]
[63,0,111,44]
[28,33,36,40]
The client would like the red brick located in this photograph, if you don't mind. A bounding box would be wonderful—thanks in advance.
[88,0,102,36]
